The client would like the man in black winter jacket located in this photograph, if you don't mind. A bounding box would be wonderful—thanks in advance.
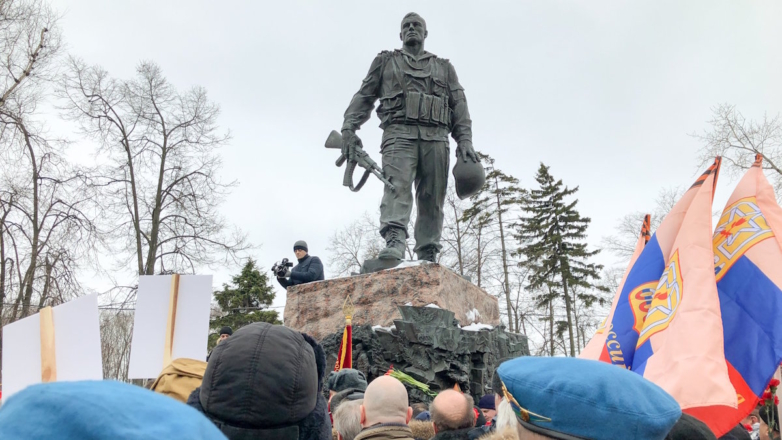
[278,240,325,289]
[187,322,332,440]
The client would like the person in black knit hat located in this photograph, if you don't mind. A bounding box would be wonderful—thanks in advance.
[277,240,325,289]
[218,326,232,342]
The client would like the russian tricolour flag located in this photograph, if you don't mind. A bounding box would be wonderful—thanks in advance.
[630,157,737,435]
[583,159,723,371]
[704,155,782,435]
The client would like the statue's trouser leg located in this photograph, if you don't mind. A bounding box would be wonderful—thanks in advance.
[379,138,418,239]
[413,140,449,255]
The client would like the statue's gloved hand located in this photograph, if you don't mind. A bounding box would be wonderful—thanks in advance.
[456,141,479,163]
[341,129,364,162]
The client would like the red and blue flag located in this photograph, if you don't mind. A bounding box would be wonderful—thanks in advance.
[590,159,723,370]
[699,154,782,435]
[630,157,737,435]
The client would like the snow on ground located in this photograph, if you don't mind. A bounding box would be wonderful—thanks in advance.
[393,260,427,269]
[425,303,440,308]
[372,324,396,332]
[465,308,480,323]
[461,323,494,331]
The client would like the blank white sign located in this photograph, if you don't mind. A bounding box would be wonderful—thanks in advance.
[127,275,212,379]
[2,293,103,399]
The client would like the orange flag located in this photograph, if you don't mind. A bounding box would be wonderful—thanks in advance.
[632,157,737,436]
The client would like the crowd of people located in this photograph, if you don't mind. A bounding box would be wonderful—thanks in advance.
[0,321,778,440]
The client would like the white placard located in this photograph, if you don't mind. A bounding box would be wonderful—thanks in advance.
[127,275,212,379]
[1,293,103,399]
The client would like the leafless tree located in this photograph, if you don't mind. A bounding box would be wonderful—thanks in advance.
[0,0,106,380]
[100,309,134,381]
[464,154,526,333]
[326,212,385,277]
[59,59,249,285]
[600,187,681,262]
[0,0,61,112]
[441,184,474,276]
[695,104,782,196]
[0,121,99,319]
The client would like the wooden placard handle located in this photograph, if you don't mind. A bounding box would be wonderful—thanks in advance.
[163,274,180,368]
[40,306,56,383]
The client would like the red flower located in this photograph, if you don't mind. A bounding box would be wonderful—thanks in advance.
[744,424,753,432]
[770,378,781,388]
[776,396,780,405]
[763,391,773,400]
[760,399,768,406]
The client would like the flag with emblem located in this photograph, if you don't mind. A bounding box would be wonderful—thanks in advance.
[598,159,723,370]
[631,157,738,436]
[580,214,650,361]
[690,154,782,436]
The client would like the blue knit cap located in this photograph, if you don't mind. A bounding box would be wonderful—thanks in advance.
[478,394,495,410]
[497,357,681,440]
[0,380,227,440]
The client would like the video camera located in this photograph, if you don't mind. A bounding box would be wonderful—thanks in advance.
[271,258,293,278]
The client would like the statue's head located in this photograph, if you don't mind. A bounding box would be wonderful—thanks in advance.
[400,12,427,46]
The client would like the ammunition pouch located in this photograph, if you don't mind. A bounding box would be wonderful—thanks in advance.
[380,53,452,128]
[399,92,450,127]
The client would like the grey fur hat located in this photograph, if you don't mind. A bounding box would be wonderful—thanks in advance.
[327,369,367,393]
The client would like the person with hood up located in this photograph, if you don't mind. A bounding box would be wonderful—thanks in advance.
[187,322,332,440]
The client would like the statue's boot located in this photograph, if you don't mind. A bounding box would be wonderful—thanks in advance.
[416,246,438,263]
[378,227,406,260]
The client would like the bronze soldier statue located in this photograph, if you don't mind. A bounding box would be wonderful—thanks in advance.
[340,12,478,262]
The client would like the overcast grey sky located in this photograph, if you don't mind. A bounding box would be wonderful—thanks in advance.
[50,0,782,311]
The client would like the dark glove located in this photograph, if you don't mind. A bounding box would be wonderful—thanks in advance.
[342,129,365,163]
[456,141,478,163]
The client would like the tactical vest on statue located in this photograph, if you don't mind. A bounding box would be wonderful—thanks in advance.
[377,50,451,129]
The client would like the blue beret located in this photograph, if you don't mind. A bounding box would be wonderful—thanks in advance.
[0,380,227,440]
[497,357,681,440]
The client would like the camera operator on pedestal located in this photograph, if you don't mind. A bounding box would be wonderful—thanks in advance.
[273,240,325,289]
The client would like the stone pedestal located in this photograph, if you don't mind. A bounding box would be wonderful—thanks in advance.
[283,263,500,340]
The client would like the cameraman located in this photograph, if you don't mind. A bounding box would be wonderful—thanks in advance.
[276,240,325,289]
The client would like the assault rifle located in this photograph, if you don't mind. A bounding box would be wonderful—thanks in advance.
[324,130,396,192]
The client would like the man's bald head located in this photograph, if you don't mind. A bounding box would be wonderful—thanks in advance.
[430,390,475,433]
[360,376,412,426]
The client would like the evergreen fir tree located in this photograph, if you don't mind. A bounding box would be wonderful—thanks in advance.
[516,163,606,356]
[209,259,280,348]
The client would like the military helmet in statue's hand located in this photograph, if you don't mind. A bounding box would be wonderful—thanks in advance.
[452,158,485,200]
